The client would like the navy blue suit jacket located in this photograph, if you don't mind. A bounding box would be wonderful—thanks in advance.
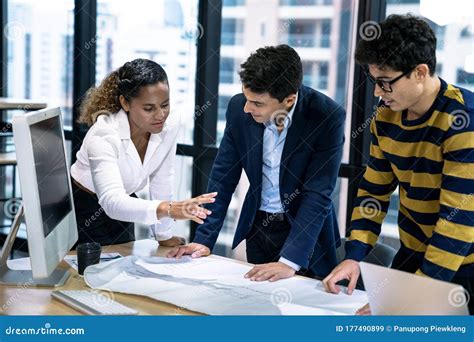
[193,85,346,278]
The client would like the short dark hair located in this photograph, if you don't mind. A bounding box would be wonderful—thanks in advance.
[355,14,437,75]
[239,44,302,102]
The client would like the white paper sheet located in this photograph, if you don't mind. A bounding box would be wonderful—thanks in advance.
[84,255,368,315]
[5,253,123,271]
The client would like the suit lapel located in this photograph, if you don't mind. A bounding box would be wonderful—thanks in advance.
[280,94,307,184]
[249,118,264,187]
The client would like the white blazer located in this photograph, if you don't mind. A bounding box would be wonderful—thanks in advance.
[70,109,178,240]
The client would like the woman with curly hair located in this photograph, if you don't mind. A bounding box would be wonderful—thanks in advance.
[71,58,216,247]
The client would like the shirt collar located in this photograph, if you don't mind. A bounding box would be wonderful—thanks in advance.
[117,109,131,140]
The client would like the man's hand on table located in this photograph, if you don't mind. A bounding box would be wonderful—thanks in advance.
[168,246,296,282]
[322,259,360,295]
[167,242,210,258]
[244,262,296,282]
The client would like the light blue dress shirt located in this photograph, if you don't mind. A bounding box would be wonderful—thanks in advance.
[260,93,298,213]
[259,93,300,271]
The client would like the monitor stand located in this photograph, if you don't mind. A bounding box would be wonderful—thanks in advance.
[0,204,70,287]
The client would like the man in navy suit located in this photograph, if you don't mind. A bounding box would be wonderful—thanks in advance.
[169,45,346,281]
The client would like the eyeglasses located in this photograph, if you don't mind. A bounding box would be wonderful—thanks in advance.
[364,66,416,93]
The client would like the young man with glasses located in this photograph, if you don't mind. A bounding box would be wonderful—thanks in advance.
[323,14,473,314]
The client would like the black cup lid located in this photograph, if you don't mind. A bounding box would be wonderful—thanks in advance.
[77,242,101,251]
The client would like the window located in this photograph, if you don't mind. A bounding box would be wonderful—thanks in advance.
[222,18,244,45]
[223,0,245,6]
[460,25,474,38]
[286,20,316,48]
[95,0,199,145]
[220,57,236,84]
[217,95,232,142]
[7,0,74,128]
[427,20,445,49]
[2,0,74,230]
[320,19,331,48]
[318,61,329,90]
[172,155,193,240]
[457,69,474,85]
[302,61,329,91]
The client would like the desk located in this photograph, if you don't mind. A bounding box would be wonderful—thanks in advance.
[0,239,209,315]
[0,97,47,149]
[0,152,16,165]
[0,98,47,111]
[0,240,365,315]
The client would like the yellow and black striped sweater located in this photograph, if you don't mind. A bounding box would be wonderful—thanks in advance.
[346,78,473,281]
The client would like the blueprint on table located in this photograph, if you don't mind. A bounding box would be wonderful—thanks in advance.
[84,255,368,315]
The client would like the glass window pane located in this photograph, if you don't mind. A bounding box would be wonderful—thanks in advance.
[4,0,74,232]
[7,0,74,128]
[96,0,199,145]
[213,172,249,261]
[172,155,193,240]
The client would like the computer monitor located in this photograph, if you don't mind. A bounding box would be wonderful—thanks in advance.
[0,107,77,286]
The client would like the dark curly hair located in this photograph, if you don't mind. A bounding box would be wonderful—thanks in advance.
[78,58,168,126]
[355,14,437,75]
[239,44,302,102]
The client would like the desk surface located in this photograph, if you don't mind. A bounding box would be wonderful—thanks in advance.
[0,239,202,315]
[0,98,47,110]
[0,151,17,165]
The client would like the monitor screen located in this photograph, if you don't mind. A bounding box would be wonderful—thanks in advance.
[30,116,71,238]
